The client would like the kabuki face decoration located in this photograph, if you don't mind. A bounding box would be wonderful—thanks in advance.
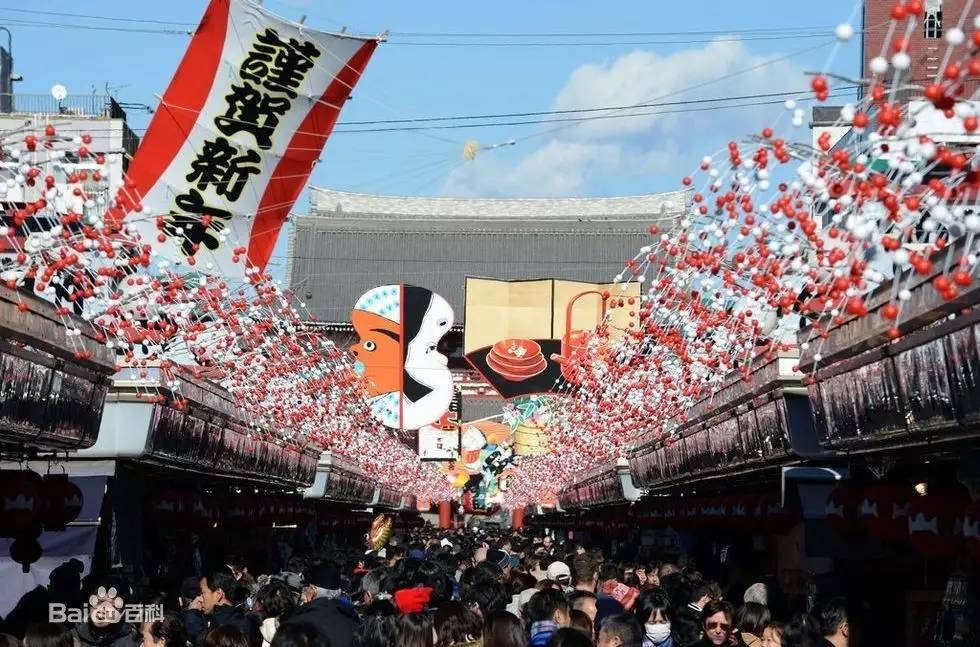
[352,285,455,430]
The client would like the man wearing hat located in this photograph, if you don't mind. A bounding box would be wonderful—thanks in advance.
[546,561,572,591]
[281,562,360,647]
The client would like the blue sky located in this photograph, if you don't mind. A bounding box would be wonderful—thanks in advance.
[3,0,864,276]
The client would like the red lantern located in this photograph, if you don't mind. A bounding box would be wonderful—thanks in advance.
[223,500,250,529]
[41,474,84,531]
[0,470,43,538]
[858,483,912,541]
[964,500,980,562]
[151,490,184,525]
[10,536,42,573]
[908,494,968,557]
[825,484,863,537]
[728,496,749,531]
[182,492,204,528]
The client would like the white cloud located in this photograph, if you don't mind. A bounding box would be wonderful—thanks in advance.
[442,139,620,198]
[441,38,806,198]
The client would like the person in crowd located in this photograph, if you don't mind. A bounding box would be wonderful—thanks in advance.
[205,626,251,647]
[180,577,208,647]
[694,600,735,647]
[394,613,434,647]
[570,610,595,639]
[24,623,75,647]
[657,565,680,581]
[814,599,848,647]
[761,622,783,647]
[462,580,509,619]
[481,610,528,647]
[546,561,573,590]
[485,550,513,582]
[355,568,390,607]
[280,563,358,647]
[72,579,139,647]
[633,589,672,647]
[551,627,594,647]
[572,555,598,594]
[568,592,598,625]
[267,624,325,647]
[735,603,770,647]
[226,557,258,601]
[781,614,823,647]
[253,581,296,647]
[596,613,643,647]
[743,584,768,608]
[526,589,570,647]
[200,573,259,647]
[141,613,187,647]
[433,602,481,647]
[352,600,396,647]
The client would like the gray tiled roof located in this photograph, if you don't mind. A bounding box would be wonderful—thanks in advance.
[291,187,689,323]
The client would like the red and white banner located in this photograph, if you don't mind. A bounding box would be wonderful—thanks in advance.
[125,0,378,277]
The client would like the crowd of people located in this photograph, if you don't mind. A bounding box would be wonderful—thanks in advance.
[0,526,854,647]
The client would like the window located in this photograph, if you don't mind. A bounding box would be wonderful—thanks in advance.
[924,0,943,38]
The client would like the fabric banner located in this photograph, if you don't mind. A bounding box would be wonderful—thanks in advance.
[125,0,378,276]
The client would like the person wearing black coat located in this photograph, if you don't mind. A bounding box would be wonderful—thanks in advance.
[279,563,360,647]
[201,573,261,647]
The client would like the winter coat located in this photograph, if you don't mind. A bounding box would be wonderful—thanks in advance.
[73,622,140,647]
[209,604,261,647]
[280,598,360,647]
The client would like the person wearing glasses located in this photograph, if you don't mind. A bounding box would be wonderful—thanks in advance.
[693,600,736,647]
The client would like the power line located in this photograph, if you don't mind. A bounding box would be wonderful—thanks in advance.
[389,26,843,38]
[0,6,196,26]
[332,90,857,134]
[337,87,860,126]
[0,16,190,35]
[386,34,843,47]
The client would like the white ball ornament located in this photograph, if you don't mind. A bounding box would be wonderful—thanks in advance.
[870,56,888,75]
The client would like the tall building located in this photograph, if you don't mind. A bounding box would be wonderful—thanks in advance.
[863,0,978,95]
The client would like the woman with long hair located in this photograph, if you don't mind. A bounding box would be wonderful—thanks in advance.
[433,603,481,647]
[354,600,397,647]
[395,613,434,647]
[482,610,527,647]
[633,589,673,647]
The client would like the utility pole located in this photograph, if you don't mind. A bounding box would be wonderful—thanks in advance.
[0,27,22,113]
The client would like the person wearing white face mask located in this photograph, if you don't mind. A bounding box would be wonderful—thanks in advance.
[633,590,674,647]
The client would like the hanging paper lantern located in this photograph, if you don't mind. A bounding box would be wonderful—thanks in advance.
[41,474,84,531]
[0,470,43,538]
[908,494,968,557]
[10,535,42,573]
[151,490,184,526]
[963,500,980,563]
[825,484,863,537]
[223,500,251,529]
[182,492,204,528]
[858,483,912,541]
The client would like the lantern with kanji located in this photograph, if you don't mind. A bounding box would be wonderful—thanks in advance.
[858,483,911,541]
[825,484,863,537]
[0,470,43,538]
[964,500,980,562]
[908,494,968,557]
[151,490,184,525]
[41,474,84,531]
